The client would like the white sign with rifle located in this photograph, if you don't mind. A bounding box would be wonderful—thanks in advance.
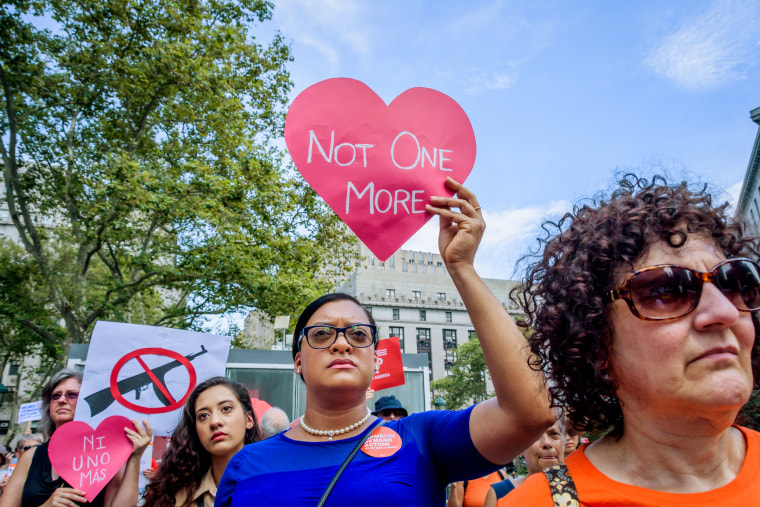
[74,321,231,436]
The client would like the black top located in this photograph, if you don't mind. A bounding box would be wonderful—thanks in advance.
[21,441,104,507]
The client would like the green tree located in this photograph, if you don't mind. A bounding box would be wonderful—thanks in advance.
[0,0,355,365]
[431,337,490,410]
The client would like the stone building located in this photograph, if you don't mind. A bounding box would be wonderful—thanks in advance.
[337,243,524,383]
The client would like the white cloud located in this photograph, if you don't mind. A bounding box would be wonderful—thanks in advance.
[465,71,517,96]
[402,200,571,279]
[273,0,372,73]
[725,180,744,214]
[644,0,760,89]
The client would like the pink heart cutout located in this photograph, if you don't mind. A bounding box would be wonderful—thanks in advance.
[285,78,476,261]
[48,415,134,502]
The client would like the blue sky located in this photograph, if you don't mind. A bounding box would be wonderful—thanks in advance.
[263,0,760,280]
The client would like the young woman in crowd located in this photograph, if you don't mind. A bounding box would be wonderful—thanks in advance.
[483,418,565,506]
[504,175,760,505]
[143,377,261,507]
[216,178,555,506]
[0,369,151,507]
[563,416,581,456]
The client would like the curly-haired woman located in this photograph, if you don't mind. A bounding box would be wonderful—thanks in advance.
[503,175,760,505]
[142,377,261,507]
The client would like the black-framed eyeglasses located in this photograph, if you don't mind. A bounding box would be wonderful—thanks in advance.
[298,324,378,350]
[49,390,79,401]
[605,258,760,320]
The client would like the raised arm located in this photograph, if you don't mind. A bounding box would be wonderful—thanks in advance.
[427,178,554,464]
[104,419,152,507]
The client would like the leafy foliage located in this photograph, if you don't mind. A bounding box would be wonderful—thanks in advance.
[0,0,356,365]
[431,337,490,410]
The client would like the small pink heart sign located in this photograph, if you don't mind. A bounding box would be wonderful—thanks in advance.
[48,415,134,502]
[285,78,476,261]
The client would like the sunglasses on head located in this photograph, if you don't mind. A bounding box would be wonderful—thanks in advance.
[606,258,760,320]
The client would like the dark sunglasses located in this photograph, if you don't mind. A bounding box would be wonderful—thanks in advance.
[21,444,40,452]
[606,258,760,320]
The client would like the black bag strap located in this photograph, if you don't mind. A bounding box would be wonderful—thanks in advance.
[316,419,387,507]
[543,464,580,507]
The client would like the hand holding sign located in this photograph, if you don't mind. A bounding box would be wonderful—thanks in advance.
[48,416,144,502]
[285,78,476,261]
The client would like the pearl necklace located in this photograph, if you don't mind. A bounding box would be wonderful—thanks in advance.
[300,409,371,440]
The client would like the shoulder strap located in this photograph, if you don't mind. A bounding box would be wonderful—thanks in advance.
[497,468,506,480]
[317,420,387,507]
[543,464,580,507]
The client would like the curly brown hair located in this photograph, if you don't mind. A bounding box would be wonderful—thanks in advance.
[515,174,760,437]
[143,377,261,507]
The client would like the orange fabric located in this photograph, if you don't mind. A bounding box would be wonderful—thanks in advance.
[501,426,760,506]
[462,471,504,507]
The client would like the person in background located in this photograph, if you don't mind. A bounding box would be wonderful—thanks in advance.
[483,418,564,506]
[563,415,581,456]
[446,469,507,507]
[0,369,151,507]
[504,175,760,505]
[14,436,43,461]
[0,447,9,497]
[215,179,555,506]
[371,395,408,421]
[142,377,261,507]
[259,407,290,439]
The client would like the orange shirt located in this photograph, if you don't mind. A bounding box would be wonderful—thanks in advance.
[501,426,760,506]
[462,470,505,507]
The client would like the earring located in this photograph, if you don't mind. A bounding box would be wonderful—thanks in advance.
[374,364,380,373]
[296,367,301,374]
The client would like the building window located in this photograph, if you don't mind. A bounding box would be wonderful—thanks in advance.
[412,290,421,300]
[445,311,452,323]
[419,310,426,321]
[392,308,400,320]
[468,330,478,341]
[386,289,395,298]
[366,307,372,315]
[437,292,446,301]
[8,363,19,376]
[444,329,457,373]
[416,328,432,380]
[402,258,408,272]
[390,326,405,351]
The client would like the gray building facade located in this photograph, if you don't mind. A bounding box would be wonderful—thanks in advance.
[337,243,523,384]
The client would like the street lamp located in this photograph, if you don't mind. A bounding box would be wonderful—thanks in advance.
[434,397,447,410]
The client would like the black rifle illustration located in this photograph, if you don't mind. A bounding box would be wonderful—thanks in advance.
[85,346,208,416]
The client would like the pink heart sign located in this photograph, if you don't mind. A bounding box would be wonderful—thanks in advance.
[285,78,476,261]
[48,415,134,502]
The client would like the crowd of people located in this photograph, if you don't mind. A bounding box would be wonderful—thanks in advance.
[1,174,759,506]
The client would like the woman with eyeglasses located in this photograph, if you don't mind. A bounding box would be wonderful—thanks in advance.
[0,369,152,507]
[216,178,555,506]
[503,175,760,506]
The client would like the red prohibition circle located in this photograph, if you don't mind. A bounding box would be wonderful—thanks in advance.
[110,348,197,414]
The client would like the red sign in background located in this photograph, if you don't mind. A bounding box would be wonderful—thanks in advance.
[370,337,405,391]
[109,348,197,414]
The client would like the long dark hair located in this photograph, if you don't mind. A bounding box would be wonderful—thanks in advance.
[143,377,261,507]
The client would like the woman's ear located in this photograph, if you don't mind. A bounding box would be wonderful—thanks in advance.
[294,352,302,375]
[245,412,255,430]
